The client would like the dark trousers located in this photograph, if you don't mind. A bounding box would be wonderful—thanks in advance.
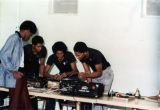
[45,99,76,110]
[31,97,38,110]
[9,76,33,110]
[45,99,56,110]
[81,103,92,110]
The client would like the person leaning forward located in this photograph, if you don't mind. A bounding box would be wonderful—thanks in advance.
[24,35,47,110]
[44,41,78,110]
[0,20,37,110]
[73,42,114,110]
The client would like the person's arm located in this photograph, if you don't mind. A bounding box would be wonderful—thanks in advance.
[43,64,54,78]
[39,58,45,77]
[44,55,61,80]
[86,63,102,78]
[60,62,78,78]
[79,63,102,82]
[0,36,20,71]
[78,62,92,82]
[43,64,61,81]
[1,36,24,79]
[39,46,47,77]
[11,71,23,79]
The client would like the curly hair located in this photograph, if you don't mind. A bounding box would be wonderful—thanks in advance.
[73,42,88,53]
[20,20,37,34]
[32,36,44,45]
[52,41,67,53]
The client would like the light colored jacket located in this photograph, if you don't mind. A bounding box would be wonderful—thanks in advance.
[0,32,23,88]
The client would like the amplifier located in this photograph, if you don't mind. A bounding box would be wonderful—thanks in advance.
[59,78,104,98]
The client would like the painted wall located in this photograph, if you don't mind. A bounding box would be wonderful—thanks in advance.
[0,0,160,96]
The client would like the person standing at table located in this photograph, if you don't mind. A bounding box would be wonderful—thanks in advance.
[44,41,78,110]
[24,35,47,110]
[73,41,114,110]
[0,20,37,110]
[24,35,47,79]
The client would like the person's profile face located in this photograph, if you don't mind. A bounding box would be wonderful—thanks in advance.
[33,43,42,53]
[23,30,33,41]
[56,50,64,61]
[74,52,85,60]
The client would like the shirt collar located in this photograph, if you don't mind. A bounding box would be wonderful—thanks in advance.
[15,31,22,38]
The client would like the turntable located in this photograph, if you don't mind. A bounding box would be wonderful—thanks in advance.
[59,78,104,98]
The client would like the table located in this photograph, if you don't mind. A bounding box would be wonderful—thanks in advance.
[0,87,160,110]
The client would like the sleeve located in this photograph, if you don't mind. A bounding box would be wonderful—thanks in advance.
[40,46,47,58]
[68,52,76,63]
[80,58,85,63]
[46,55,54,66]
[0,36,18,71]
[23,45,28,56]
[93,52,102,64]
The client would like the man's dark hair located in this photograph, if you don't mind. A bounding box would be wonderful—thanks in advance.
[32,36,44,45]
[20,20,37,34]
[52,41,67,53]
[73,42,88,53]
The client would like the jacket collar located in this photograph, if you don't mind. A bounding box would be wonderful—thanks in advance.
[15,31,22,38]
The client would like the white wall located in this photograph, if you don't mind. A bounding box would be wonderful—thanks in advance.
[0,0,160,96]
[0,0,20,47]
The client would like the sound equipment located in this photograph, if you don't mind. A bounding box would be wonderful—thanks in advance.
[59,78,104,98]
[27,77,48,88]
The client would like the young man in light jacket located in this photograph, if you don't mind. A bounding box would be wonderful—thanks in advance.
[0,20,37,110]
